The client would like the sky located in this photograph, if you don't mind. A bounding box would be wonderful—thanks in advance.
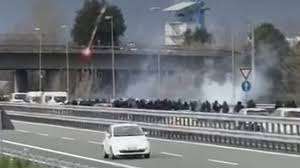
[0,0,300,47]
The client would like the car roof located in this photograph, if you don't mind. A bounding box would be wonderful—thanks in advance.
[111,123,139,129]
[276,108,300,112]
[12,92,26,95]
[241,108,266,111]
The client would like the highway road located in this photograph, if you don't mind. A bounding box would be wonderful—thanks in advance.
[1,120,300,168]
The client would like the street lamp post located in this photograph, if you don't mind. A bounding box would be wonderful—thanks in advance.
[158,53,161,99]
[251,24,256,87]
[105,16,115,99]
[34,27,42,92]
[231,32,236,104]
[61,25,70,99]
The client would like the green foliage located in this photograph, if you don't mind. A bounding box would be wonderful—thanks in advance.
[71,0,126,46]
[184,27,212,46]
[193,28,212,44]
[254,23,295,98]
[0,156,39,168]
[183,29,193,45]
[254,23,290,58]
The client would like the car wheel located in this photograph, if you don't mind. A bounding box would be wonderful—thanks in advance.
[111,154,117,160]
[110,147,117,160]
[103,151,109,159]
[144,153,150,159]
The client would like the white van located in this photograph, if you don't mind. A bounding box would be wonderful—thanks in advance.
[25,91,43,104]
[239,108,269,116]
[41,91,68,105]
[272,108,300,118]
[271,108,300,134]
[10,92,27,103]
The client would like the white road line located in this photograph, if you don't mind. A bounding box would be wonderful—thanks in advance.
[149,137,300,158]
[37,133,49,137]
[3,140,141,168]
[61,137,75,141]
[12,120,102,133]
[88,141,103,145]
[13,120,300,158]
[16,130,30,133]
[208,159,239,166]
[160,152,183,158]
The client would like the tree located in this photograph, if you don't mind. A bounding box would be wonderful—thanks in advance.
[254,23,290,58]
[71,0,126,46]
[183,27,212,46]
[183,29,193,45]
[193,28,212,44]
[253,23,293,100]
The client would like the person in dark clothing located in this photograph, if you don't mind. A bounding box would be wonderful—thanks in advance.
[212,100,221,113]
[290,100,297,108]
[200,102,206,112]
[221,101,229,113]
[206,101,211,112]
[275,100,283,109]
[246,99,256,108]
[234,101,244,113]
[183,102,189,110]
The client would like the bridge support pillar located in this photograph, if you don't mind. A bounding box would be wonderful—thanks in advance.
[14,70,28,92]
[45,69,65,91]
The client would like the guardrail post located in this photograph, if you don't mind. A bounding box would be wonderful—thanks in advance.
[277,123,281,134]
[283,124,287,135]
[289,124,293,135]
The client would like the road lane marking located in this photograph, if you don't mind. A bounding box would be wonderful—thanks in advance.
[3,140,141,168]
[160,152,183,158]
[16,130,30,133]
[88,141,103,145]
[12,120,101,133]
[61,137,75,141]
[37,133,49,137]
[208,159,239,166]
[149,137,300,158]
[13,120,300,158]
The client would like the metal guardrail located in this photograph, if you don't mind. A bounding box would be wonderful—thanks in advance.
[5,110,300,154]
[1,103,299,136]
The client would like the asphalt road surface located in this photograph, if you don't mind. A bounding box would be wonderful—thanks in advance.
[1,120,300,168]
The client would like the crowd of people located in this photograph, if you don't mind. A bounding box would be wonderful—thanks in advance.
[99,98,297,113]
[2,93,298,113]
[111,98,250,113]
[112,98,190,111]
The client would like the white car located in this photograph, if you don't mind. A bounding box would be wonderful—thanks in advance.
[239,108,269,116]
[102,124,150,159]
[272,108,300,117]
[10,92,27,103]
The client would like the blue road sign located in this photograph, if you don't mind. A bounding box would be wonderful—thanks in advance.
[242,81,251,92]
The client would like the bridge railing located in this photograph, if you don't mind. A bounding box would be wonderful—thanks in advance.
[0,44,235,56]
[1,103,300,136]
[0,44,122,53]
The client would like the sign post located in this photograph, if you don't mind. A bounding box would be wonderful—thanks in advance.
[240,67,252,103]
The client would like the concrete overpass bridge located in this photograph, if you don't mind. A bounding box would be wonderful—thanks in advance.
[0,44,237,98]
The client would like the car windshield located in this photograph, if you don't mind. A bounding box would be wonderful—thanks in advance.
[285,111,300,118]
[54,96,67,103]
[247,110,268,116]
[14,94,26,100]
[113,126,144,137]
